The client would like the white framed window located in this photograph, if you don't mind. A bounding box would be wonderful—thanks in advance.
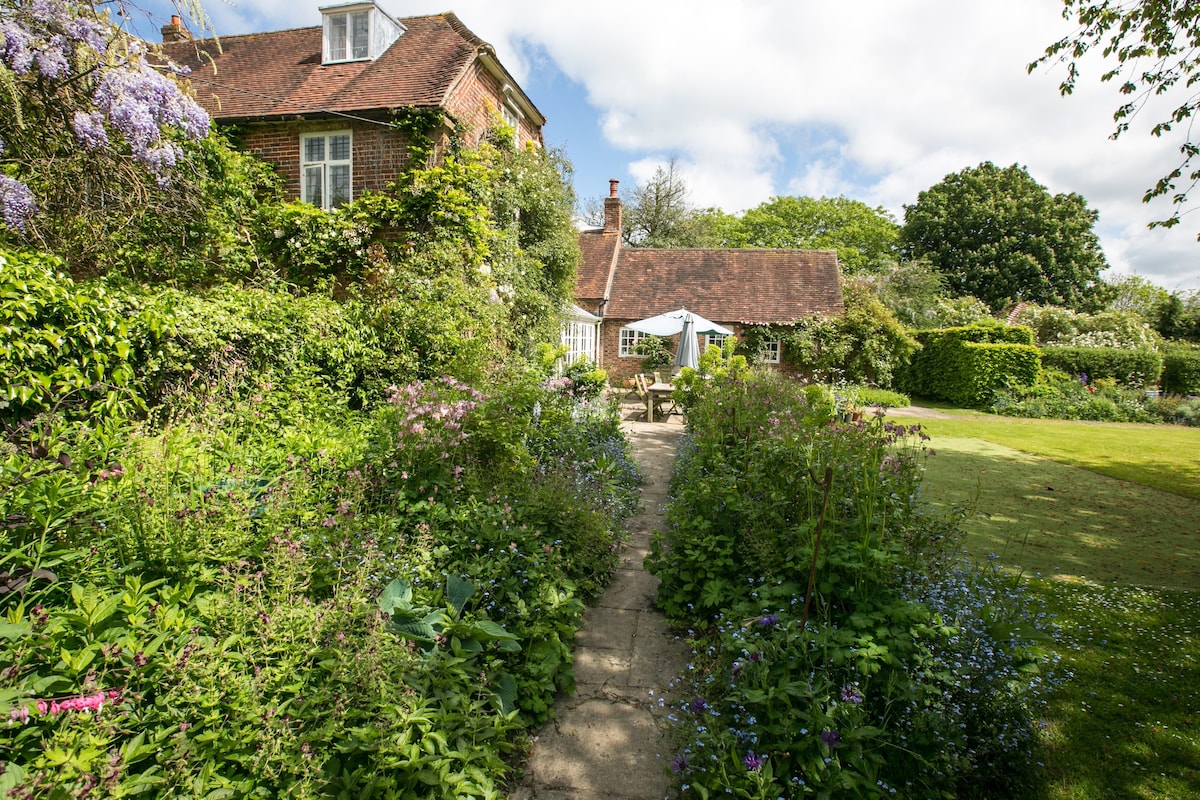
[562,320,597,365]
[324,9,370,61]
[704,333,728,351]
[301,131,352,210]
[619,328,648,357]
[761,339,781,364]
[321,3,403,64]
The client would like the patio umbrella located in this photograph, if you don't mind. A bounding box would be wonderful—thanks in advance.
[673,314,701,371]
[625,308,733,337]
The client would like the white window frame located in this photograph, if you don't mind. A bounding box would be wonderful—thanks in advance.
[562,320,598,366]
[323,8,371,63]
[704,333,728,352]
[761,339,781,364]
[300,130,353,210]
[619,328,649,358]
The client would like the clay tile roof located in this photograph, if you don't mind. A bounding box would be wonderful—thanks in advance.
[163,13,488,122]
[576,230,620,300]
[593,247,844,325]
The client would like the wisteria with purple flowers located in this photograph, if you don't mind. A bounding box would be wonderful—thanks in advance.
[0,0,210,231]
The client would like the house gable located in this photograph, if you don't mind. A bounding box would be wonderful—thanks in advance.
[161,9,544,204]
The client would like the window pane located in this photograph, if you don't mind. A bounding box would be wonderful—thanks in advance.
[329,14,347,60]
[351,12,370,59]
[304,165,324,208]
[329,134,351,161]
[329,165,350,208]
[304,137,325,163]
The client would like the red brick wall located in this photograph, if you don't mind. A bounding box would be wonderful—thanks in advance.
[445,63,544,149]
[240,119,412,202]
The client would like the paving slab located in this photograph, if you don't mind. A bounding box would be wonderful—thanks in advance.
[510,412,688,800]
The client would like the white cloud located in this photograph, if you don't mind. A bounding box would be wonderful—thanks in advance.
[144,0,1200,288]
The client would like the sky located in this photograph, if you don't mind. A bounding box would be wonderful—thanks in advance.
[130,0,1200,291]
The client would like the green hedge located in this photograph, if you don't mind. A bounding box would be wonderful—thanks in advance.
[1040,346,1163,387]
[899,323,1040,407]
[1163,345,1200,395]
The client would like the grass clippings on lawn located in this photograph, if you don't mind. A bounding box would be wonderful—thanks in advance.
[917,436,1200,590]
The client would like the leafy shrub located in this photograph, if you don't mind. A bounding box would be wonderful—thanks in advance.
[259,201,375,286]
[1040,345,1162,388]
[0,249,160,424]
[632,335,674,371]
[990,370,1158,422]
[900,322,1040,407]
[1162,344,1200,395]
[648,373,1056,799]
[844,385,910,409]
[1011,304,1161,350]
[747,280,919,387]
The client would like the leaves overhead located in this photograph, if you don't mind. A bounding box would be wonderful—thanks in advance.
[1032,0,1200,233]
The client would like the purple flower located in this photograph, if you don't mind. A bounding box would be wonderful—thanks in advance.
[688,696,708,714]
[756,613,779,627]
[743,751,764,772]
[0,176,37,232]
[1,21,35,74]
[671,753,689,774]
[72,110,109,149]
[840,684,863,705]
[819,728,842,749]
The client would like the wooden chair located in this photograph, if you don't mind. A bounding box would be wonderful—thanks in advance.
[633,374,667,421]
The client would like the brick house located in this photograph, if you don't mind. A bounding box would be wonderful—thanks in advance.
[161,2,544,209]
[575,181,845,383]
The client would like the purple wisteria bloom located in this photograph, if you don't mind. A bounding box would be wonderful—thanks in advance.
[72,110,109,149]
[0,176,37,232]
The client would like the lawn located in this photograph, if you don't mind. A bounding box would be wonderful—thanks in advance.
[889,410,1200,800]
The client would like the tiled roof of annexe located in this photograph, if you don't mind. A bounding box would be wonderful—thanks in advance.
[602,248,844,325]
[576,230,620,300]
[163,14,489,122]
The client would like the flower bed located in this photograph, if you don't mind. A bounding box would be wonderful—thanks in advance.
[647,372,1058,799]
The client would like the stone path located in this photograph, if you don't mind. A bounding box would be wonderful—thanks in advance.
[511,408,689,800]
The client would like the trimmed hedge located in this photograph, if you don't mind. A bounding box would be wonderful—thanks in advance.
[899,323,1041,407]
[1041,346,1163,387]
[1163,345,1200,395]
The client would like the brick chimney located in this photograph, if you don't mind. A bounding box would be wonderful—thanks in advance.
[161,15,191,43]
[603,179,621,234]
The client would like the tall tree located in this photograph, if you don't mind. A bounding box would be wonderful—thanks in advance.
[901,162,1110,311]
[620,158,722,247]
[1031,1,1200,233]
[730,196,901,273]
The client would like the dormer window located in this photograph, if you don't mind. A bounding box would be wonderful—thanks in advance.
[320,2,403,64]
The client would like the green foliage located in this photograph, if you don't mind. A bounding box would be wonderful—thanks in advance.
[0,249,157,423]
[1040,346,1163,387]
[902,162,1110,311]
[900,322,1041,407]
[990,369,1162,423]
[260,201,374,286]
[649,374,1055,799]
[671,337,751,413]
[135,284,388,415]
[1033,1,1200,231]
[867,259,992,328]
[632,335,674,371]
[1162,343,1200,395]
[745,280,918,388]
[100,133,284,285]
[1011,303,1162,349]
[730,195,901,273]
